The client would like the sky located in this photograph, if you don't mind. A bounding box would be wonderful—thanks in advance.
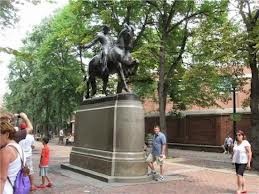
[0,0,68,105]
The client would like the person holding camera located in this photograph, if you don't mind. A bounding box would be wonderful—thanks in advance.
[0,112,33,147]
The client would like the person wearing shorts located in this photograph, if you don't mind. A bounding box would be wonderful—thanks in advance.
[232,130,252,194]
[19,125,37,191]
[38,137,52,188]
[146,125,166,181]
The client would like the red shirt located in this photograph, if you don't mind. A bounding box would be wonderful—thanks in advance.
[40,145,50,167]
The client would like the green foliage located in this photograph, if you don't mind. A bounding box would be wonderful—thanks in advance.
[5,0,246,133]
[4,3,88,133]
[230,113,242,122]
[0,0,52,29]
[0,0,17,28]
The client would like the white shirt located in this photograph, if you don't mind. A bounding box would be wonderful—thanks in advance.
[3,143,24,194]
[232,140,251,164]
[59,130,64,137]
[226,137,233,146]
[19,134,35,158]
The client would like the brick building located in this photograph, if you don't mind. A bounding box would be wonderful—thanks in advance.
[144,68,252,149]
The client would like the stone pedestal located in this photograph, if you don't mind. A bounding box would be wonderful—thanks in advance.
[61,93,150,182]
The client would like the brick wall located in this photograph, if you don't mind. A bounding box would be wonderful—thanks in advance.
[145,113,252,146]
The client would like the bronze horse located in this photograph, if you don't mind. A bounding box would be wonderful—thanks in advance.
[85,25,139,98]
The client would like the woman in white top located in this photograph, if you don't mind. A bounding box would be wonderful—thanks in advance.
[232,130,252,194]
[0,121,23,194]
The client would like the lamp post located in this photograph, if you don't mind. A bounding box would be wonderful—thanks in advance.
[232,83,237,138]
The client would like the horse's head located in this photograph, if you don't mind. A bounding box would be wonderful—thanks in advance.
[117,24,135,50]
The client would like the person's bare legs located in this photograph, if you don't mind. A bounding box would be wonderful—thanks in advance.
[148,162,155,171]
[236,175,242,193]
[241,176,246,192]
[41,176,45,185]
[46,176,51,183]
[160,164,164,176]
[29,175,36,189]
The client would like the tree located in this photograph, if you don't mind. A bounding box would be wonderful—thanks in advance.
[4,0,238,139]
[144,0,229,133]
[237,0,259,168]
[4,4,87,134]
[0,0,17,28]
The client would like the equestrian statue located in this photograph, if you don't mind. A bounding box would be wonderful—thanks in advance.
[80,24,139,98]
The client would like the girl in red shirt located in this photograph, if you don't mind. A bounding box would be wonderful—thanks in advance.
[38,137,52,188]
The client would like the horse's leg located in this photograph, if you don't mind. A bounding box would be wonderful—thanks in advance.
[117,62,129,92]
[90,76,96,97]
[116,79,124,94]
[85,78,90,99]
[102,75,109,96]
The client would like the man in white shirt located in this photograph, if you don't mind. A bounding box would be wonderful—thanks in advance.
[59,129,64,144]
[19,124,36,191]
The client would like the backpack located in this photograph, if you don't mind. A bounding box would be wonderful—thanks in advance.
[7,145,31,194]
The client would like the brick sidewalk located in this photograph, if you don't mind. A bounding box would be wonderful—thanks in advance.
[30,140,259,194]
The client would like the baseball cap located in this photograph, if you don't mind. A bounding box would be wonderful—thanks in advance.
[20,123,27,130]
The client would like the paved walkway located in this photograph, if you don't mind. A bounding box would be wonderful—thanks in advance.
[30,140,259,194]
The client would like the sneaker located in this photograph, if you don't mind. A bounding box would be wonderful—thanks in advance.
[46,183,52,188]
[147,171,156,176]
[155,175,165,181]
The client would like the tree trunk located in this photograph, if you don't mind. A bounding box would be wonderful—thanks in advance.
[158,34,167,133]
[44,96,50,137]
[238,3,259,169]
[249,45,259,169]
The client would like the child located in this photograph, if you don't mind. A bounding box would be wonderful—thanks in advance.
[38,137,52,188]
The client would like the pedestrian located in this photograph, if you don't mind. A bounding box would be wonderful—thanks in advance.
[19,124,37,191]
[232,130,252,194]
[38,137,52,188]
[146,125,167,181]
[0,121,26,194]
[0,112,33,147]
[58,129,64,144]
[223,134,233,154]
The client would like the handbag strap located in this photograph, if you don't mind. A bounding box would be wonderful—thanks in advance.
[6,144,25,190]
[6,144,25,167]
[7,176,14,188]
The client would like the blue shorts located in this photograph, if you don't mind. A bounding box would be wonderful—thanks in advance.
[39,167,48,176]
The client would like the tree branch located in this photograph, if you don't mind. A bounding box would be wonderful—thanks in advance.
[145,0,162,16]
[166,0,177,28]
[110,6,121,32]
[253,10,259,24]
[133,7,151,50]
[165,19,189,81]
[19,70,28,83]
[123,4,131,25]
[246,0,253,21]
[239,0,250,31]
[167,11,203,33]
